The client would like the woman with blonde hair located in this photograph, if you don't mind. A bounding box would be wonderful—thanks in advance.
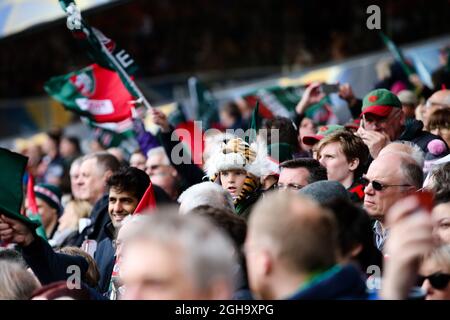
[49,200,92,248]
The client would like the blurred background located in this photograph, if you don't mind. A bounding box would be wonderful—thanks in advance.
[0,0,449,147]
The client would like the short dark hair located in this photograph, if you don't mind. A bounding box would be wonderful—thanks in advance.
[62,136,81,154]
[220,102,242,120]
[189,205,247,249]
[323,198,383,271]
[106,166,150,201]
[279,158,327,183]
[261,117,299,153]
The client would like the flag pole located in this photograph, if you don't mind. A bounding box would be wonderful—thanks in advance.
[61,1,152,111]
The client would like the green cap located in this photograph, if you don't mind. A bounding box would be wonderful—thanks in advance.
[361,88,402,117]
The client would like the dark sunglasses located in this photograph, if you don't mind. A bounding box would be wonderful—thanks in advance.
[360,177,411,191]
[417,272,450,290]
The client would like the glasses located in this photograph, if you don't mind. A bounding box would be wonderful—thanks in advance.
[417,272,450,290]
[360,177,411,191]
[275,183,304,190]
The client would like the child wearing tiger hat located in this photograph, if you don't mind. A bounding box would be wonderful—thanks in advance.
[205,137,267,219]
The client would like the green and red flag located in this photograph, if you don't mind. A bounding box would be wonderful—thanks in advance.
[59,0,140,98]
[25,173,48,241]
[379,31,414,78]
[44,63,134,124]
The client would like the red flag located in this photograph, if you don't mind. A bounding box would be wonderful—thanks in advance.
[26,172,39,215]
[133,182,157,215]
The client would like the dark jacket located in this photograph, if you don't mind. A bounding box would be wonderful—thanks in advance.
[399,119,449,156]
[94,222,116,295]
[235,188,263,220]
[73,194,110,247]
[287,264,368,300]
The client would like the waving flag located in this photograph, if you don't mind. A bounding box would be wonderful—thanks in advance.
[133,183,157,215]
[44,64,134,123]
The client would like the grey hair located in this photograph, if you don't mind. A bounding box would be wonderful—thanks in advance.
[123,213,237,291]
[399,154,424,190]
[178,182,235,214]
[146,146,171,166]
[0,261,40,300]
[383,141,425,168]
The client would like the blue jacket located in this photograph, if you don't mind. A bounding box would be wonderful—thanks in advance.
[287,264,368,300]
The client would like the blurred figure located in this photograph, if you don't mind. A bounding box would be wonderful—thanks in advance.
[422,90,450,128]
[59,136,82,166]
[260,117,300,155]
[397,90,418,120]
[297,117,316,157]
[129,151,147,171]
[38,130,66,187]
[178,181,235,214]
[120,213,236,300]
[432,201,450,245]
[69,157,84,200]
[219,101,244,130]
[0,261,40,300]
[380,195,434,300]
[426,108,450,147]
[245,191,367,300]
[58,247,100,288]
[277,158,327,191]
[107,147,126,164]
[419,245,450,300]
[32,183,63,239]
[145,147,179,200]
[31,281,91,300]
[49,200,92,248]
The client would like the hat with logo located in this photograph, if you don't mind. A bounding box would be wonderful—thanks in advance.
[361,88,402,118]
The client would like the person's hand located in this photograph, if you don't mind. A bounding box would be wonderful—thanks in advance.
[356,127,390,159]
[150,108,170,133]
[295,82,325,115]
[0,214,35,247]
[409,74,424,90]
[380,196,434,300]
[338,83,358,107]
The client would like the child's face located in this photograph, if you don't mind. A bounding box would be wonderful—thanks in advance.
[220,169,247,199]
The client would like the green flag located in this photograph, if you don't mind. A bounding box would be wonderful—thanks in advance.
[0,148,39,229]
[246,101,260,144]
[59,0,140,98]
[188,77,219,129]
[379,31,414,77]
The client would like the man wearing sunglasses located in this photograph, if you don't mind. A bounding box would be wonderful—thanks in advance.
[357,88,447,160]
[362,152,423,251]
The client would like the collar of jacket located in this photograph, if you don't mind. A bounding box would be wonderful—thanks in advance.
[286,264,368,300]
[399,119,424,141]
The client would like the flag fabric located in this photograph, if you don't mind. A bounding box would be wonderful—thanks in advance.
[243,85,336,125]
[246,101,261,145]
[166,103,204,166]
[133,183,157,215]
[44,64,134,124]
[59,0,139,97]
[243,86,299,119]
[379,32,414,78]
[25,173,48,240]
[0,148,39,229]
[188,77,220,130]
